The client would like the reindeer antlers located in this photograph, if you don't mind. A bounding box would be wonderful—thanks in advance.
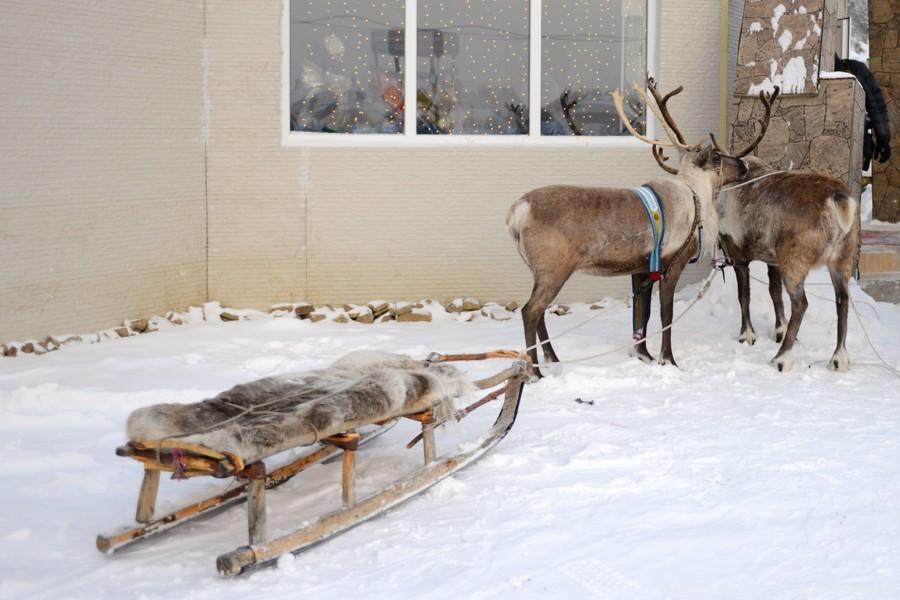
[646,77,687,146]
[652,144,679,175]
[611,76,700,151]
[733,86,780,158]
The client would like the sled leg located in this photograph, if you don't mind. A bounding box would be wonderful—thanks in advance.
[422,426,436,466]
[404,411,436,465]
[135,468,161,524]
[242,462,267,545]
[323,432,360,509]
[342,448,356,508]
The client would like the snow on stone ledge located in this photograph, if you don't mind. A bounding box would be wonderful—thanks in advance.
[819,71,858,80]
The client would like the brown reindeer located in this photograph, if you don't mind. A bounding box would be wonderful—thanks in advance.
[715,153,860,372]
[507,78,752,377]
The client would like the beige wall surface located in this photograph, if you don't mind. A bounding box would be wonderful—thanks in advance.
[0,1,206,341]
[1,0,728,342]
[207,0,726,309]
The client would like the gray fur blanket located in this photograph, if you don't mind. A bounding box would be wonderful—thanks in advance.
[126,351,473,463]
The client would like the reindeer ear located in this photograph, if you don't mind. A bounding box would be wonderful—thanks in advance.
[695,146,711,166]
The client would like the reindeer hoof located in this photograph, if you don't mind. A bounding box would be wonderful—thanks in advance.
[829,349,849,372]
[658,356,679,368]
[770,353,794,373]
[630,349,655,364]
[774,325,787,344]
[738,328,757,345]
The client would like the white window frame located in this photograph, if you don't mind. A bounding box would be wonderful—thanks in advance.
[281,0,659,147]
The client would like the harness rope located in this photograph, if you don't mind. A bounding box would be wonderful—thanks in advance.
[527,266,721,367]
[719,170,789,192]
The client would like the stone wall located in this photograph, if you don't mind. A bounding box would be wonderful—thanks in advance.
[869,0,900,221]
[731,0,864,198]
[730,76,866,197]
[735,0,841,95]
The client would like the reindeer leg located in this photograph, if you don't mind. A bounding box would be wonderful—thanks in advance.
[828,266,850,371]
[657,273,679,367]
[536,315,561,364]
[631,274,655,363]
[734,264,757,345]
[767,264,787,343]
[770,271,808,373]
[522,271,570,379]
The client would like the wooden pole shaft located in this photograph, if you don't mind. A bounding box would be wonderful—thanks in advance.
[135,469,161,524]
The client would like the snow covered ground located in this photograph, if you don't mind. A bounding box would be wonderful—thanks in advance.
[2,264,900,600]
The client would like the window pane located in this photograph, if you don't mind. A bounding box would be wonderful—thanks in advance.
[417,1,529,135]
[542,1,647,136]
[289,1,405,134]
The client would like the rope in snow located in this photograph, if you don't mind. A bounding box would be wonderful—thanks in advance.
[849,294,900,377]
[748,274,900,377]
[529,267,720,368]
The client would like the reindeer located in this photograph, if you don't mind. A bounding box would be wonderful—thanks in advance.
[507,78,753,377]
[711,132,860,371]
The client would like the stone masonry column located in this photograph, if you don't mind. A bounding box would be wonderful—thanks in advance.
[731,0,864,198]
[869,0,900,221]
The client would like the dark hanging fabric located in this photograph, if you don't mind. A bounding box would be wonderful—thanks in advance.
[834,55,893,170]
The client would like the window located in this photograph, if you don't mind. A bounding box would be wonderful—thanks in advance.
[288,2,406,134]
[286,0,652,143]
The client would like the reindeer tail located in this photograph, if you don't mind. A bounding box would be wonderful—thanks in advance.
[828,192,857,236]
[506,197,532,267]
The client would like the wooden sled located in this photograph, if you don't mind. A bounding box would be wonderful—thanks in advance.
[96,350,531,577]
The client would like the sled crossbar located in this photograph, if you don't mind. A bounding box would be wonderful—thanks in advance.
[97,351,531,576]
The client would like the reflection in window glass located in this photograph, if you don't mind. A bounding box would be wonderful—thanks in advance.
[542,1,646,136]
[417,1,529,135]
[289,1,405,134]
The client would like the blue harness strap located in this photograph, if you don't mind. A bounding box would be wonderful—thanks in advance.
[633,186,666,281]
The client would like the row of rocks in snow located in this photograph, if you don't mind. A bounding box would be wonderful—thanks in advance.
[1,297,615,359]
[1,309,205,357]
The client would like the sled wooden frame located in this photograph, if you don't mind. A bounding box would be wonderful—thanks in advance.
[96,350,531,577]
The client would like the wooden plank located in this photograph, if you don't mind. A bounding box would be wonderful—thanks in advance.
[403,410,434,424]
[135,469,160,524]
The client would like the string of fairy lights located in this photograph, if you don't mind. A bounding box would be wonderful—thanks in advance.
[289,0,647,136]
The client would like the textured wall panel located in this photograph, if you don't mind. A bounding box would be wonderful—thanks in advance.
[0,1,206,341]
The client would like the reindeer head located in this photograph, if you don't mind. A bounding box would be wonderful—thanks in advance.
[612,78,779,191]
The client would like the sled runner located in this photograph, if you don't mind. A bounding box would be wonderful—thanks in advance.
[96,350,531,576]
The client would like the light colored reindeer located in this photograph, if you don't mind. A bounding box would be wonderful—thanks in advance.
[714,150,859,372]
[507,78,753,377]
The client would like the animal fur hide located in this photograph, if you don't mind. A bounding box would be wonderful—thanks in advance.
[126,351,474,463]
